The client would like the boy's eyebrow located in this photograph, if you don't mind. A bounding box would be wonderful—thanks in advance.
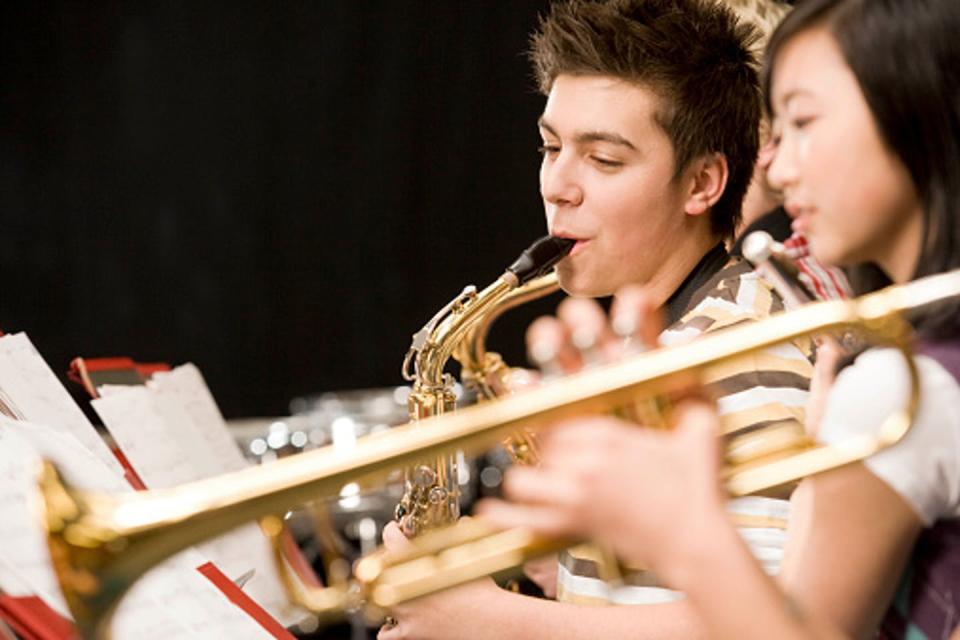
[538,117,638,151]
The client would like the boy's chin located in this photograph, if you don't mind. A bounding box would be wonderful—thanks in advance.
[556,268,610,298]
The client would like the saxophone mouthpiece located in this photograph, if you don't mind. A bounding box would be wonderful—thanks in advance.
[504,236,575,287]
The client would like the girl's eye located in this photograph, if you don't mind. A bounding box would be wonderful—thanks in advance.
[538,144,560,156]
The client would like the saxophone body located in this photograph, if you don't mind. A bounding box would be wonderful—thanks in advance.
[396,236,573,535]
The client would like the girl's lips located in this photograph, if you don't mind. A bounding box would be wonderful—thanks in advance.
[791,212,812,235]
[784,202,814,236]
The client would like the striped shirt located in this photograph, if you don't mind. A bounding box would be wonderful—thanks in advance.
[782,232,853,302]
[556,256,814,606]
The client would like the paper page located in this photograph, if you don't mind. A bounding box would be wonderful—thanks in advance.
[116,554,277,639]
[92,372,306,626]
[0,419,277,638]
[149,364,249,473]
[92,387,200,487]
[0,424,72,616]
[0,333,121,474]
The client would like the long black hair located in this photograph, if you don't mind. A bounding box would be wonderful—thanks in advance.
[763,0,960,337]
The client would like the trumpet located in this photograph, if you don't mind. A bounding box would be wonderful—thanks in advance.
[39,269,960,638]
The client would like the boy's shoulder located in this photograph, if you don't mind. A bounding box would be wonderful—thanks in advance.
[663,257,794,344]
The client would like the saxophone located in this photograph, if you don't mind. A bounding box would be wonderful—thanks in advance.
[395,236,573,536]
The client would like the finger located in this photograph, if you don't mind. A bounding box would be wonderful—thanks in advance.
[813,337,844,386]
[381,521,412,551]
[539,416,634,458]
[500,466,581,507]
[610,285,663,352]
[806,337,845,436]
[377,621,402,640]
[475,499,580,538]
[671,397,721,438]
[537,420,592,459]
[500,366,542,393]
[670,398,723,475]
[526,315,582,374]
[556,297,618,366]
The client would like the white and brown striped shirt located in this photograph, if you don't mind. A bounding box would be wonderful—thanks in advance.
[556,256,814,606]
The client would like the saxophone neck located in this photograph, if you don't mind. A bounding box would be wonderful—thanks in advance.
[402,235,573,405]
[456,271,562,398]
[402,278,515,395]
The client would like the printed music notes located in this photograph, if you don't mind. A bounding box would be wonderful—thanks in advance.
[0,333,299,636]
[0,333,121,474]
[0,419,279,638]
[91,363,306,626]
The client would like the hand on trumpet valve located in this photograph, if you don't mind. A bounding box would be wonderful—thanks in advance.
[526,285,663,376]
[477,396,729,585]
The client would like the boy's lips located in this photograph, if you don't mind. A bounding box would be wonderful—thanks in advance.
[550,231,589,256]
[569,239,590,256]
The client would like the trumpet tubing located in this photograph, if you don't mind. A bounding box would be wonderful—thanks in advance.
[40,269,960,638]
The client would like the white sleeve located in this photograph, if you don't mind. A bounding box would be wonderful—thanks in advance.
[816,348,960,526]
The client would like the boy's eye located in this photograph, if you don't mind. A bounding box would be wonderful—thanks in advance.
[538,144,560,155]
[592,156,623,168]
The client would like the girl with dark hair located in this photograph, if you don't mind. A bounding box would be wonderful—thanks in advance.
[481,1,960,638]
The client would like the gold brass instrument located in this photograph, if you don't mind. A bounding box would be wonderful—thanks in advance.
[39,269,960,638]
[743,230,862,355]
[396,236,573,535]
[452,271,562,465]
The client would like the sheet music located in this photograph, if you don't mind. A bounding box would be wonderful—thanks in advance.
[0,420,277,638]
[193,528,306,627]
[92,368,306,626]
[115,551,278,639]
[0,423,73,616]
[0,333,122,474]
[149,364,249,473]
[92,387,200,487]
[93,364,248,485]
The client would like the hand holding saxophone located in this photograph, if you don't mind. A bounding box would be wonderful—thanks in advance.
[377,521,504,640]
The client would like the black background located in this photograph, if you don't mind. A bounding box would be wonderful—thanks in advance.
[1,2,560,418]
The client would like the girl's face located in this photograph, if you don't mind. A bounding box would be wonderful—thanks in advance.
[767,26,924,283]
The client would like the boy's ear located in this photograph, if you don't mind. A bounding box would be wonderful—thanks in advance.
[684,153,729,217]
